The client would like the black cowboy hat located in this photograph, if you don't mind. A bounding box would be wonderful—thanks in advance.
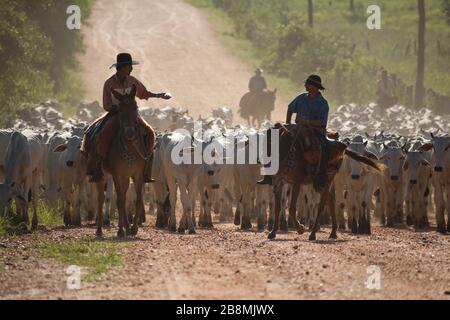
[305,74,325,90]
[109,53,139,69]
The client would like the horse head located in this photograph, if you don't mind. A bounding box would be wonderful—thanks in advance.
[112,85,139,141]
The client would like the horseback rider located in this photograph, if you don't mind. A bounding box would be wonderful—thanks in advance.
[249,68,267,93]
[82,53,171,182]
[258,74,330,192]
[376,69,398,109]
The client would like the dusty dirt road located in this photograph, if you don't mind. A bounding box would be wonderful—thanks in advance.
[0,215,449,300]
[79,0,288,122]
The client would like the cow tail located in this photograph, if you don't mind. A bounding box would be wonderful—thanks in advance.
[344,149,386,172]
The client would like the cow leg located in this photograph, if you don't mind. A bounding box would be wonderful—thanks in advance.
[240,195,251,230]
[446,196,450,232]
[204,188,213,228]
[434,184,446,233]
[166,175,178,232]
[29,171,39,230]
[268,184,281,240]
[95,180,105,237]
[257,199,267,231]
[234,193,242,226]
[130,178,144,236]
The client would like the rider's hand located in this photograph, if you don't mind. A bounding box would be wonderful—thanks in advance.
[160,93,172,100]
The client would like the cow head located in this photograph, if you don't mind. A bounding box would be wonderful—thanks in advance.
[53,136,83,168]
[380,143,405,181]
[403,151,430,186]
[418,135,450,173]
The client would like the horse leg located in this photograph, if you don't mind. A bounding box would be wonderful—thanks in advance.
[309,187,330,241]
[288,182,305,234]
[268,184,282,240]
[95,180,105,237]
[130,177,144,236]
[328,187,338,239]
[114,177,129,238]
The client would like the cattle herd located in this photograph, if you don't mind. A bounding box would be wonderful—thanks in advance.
[1,100,450,239]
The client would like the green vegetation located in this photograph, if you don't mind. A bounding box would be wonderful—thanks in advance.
[41,237,126,282]
[0,0,93,126]
[188,0,450,110]
[0,201,62,238]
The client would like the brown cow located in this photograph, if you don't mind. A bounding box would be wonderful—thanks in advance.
[266,124,385,240]
[94,85,151,238]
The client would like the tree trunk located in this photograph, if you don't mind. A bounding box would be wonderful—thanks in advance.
[308,0,314,28]
[350,0,355,12]
[414,0,425,108]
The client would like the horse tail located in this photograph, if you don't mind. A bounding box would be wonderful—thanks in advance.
[344,149,386,172]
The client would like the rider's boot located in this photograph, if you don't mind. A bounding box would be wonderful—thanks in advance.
[144,154,155,183]
[86,154,104,183]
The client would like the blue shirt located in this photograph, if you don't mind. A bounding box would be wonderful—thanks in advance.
[288,92,329,127]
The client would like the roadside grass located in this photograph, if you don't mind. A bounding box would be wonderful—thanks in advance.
[41,237,127,282]
[0,201,63,239]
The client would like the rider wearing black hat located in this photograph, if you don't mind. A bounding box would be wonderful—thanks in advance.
[258,74,330,192]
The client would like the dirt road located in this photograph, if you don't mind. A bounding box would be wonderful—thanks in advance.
[1,215,449,300]
[79,0,288,122]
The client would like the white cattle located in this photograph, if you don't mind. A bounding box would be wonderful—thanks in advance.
[53,135,89,226]
[159,132,220,234]
[340,141,378,234]
[0,130,14,180]
[402,146,431,229]
[419,134,450,233]
[212,107,233,126]
[0,131,44,229]
[380,142,405,226]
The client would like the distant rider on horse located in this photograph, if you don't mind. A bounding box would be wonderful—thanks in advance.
[82,53,171,182]
[249,68,267,93]
[258,74,330,192]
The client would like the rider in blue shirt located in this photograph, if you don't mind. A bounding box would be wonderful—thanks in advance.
[258,75,330,192]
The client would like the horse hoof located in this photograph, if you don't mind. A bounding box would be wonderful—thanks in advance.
[308,233,316,241]
[95,228,103,237]
[437,224,446,234]
[178,228,185,234]
[169,225,177,232]
[130,226,138,236]
[117,229,125,238]
[329,232,337,239]
[297,224,305,235]
[268,231,276,240]
[189,229,196,235]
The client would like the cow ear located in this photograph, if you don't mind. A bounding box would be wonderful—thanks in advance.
[53,144,67,152]
[418,143,433,152]
[364,141,368,146]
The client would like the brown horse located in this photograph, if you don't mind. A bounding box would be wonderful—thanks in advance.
[239,89,277,127]
[94,85,150,238]
[266,124,385,241]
